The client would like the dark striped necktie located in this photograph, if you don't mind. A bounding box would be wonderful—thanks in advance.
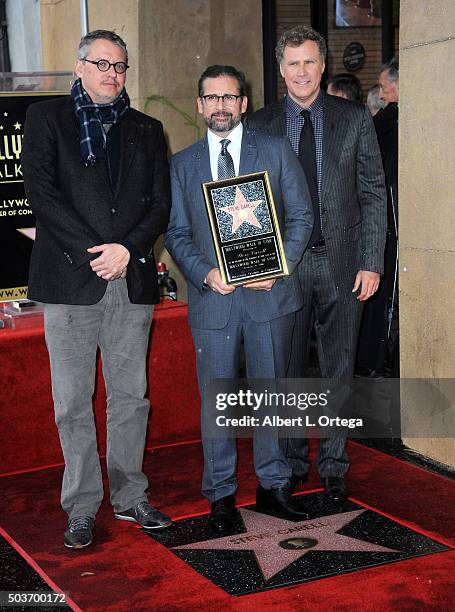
[218,138,235,179]
[299,109,322,246]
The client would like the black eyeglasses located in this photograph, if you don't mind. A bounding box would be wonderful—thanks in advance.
[83,58,129,74]
[200,94,243,107]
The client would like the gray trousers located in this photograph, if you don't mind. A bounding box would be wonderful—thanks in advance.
[44,279,153,519]
[192,289,294,502]
[286,246,363,478]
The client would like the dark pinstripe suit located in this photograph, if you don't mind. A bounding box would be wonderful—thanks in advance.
[246,92,387,478]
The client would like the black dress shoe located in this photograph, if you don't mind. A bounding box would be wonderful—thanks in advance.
[322,477,348,502]
[289,473,308,494]
[256,486,309,519]
[209,495,238,529]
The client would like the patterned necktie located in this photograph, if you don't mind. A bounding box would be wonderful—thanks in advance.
[217,138,235,179]
[298,109,322,246]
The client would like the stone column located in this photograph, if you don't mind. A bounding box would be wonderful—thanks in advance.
[136,1,263,298]
[399,1,455,467]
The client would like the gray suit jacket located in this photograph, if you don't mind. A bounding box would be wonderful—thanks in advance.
[165,128,313,329]
[246,93,387,295]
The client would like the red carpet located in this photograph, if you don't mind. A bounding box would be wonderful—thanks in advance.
[1,440,454,611]
[0,302,200,475]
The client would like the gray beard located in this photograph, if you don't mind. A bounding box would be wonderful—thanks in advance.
[206,113,240,134]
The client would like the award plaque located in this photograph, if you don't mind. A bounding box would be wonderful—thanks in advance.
[202,171,288,285]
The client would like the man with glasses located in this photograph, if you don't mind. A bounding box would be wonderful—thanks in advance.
[22,30,172,549]
[166,65,313,528]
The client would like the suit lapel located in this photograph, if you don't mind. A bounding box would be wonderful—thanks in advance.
[193,136,213,185]
[239,128,259,176]
[269,99,287,136]
[114,117,138,199]
[321,94,350,202]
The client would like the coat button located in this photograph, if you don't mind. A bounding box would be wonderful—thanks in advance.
[111,208,116,213]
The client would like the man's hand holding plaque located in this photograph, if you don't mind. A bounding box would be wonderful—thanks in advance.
[243,278,276,291]
[202,171,289,286]
[206,268,236,295]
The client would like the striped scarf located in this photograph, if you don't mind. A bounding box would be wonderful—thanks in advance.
[71,78,130,166]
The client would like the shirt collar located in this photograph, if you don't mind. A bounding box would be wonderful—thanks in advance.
[286,90,324,119]
[207,121,243,149]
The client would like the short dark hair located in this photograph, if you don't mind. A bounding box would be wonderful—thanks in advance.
[78,30,128,63]
[327,73,363,102]
[198,65,247,97]
[380,56,399,82]
[275,25,327,63]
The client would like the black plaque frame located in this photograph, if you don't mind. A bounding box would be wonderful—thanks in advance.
[202,171,288,286]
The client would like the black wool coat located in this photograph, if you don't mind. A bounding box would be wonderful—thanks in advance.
[22,96,171,305]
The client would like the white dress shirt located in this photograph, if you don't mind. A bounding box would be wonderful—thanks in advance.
[207,122,243,180]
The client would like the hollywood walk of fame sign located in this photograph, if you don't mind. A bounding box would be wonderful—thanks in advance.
[147,493,452,596]
[202,171,288,285]
[0,93,64,302]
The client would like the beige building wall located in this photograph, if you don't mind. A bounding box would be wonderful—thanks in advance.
[41,1,142,115]
[399,1,455,467]
[39,0,263,302]
[136,1,263,294]
[41,0,80,72]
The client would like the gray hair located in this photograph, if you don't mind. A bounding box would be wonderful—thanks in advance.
[380,56,399,82]
[77,29,128,63]
[367,84,386,116]
[275,25,327,64]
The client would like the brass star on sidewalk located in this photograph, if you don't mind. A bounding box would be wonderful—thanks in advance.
[174,508,398,581]
[221,186,263,234]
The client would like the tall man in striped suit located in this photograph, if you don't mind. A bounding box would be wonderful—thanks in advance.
[246,26,387,501]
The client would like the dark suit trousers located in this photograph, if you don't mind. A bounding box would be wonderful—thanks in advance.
[286,246,363,478]
[192,289,294,502]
